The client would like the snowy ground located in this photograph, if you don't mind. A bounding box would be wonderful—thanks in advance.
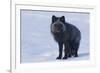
[21,10,90,63]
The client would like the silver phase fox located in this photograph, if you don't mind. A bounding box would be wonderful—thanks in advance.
[51,15,81,59]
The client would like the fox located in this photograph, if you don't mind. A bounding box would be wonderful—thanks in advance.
[51,15,81,59]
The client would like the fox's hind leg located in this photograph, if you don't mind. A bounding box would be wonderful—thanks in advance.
[72,42,80,57]
[68,42,73,57]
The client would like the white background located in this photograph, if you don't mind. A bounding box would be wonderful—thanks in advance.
[21,8,89,63]
[0,0,100,73]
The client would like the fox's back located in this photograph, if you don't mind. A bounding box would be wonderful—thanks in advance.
[64,22,81,42]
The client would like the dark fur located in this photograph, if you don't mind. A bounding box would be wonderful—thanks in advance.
[51,15,81,59]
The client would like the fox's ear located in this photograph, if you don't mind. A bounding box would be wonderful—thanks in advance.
[52,15,57,23]
[60,16,65,23]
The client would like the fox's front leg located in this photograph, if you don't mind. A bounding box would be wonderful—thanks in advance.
[56,42,63,59]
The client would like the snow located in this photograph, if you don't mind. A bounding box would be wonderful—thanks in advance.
[21,10,90,63]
